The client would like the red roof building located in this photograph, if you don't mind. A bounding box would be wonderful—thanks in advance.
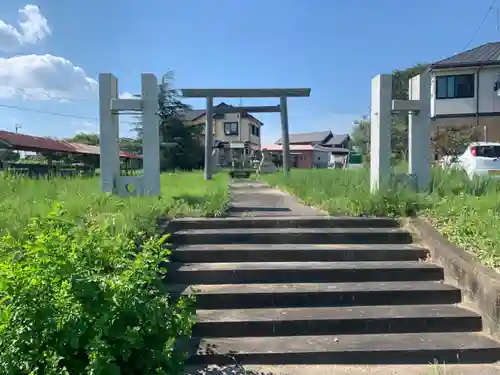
[0,131,141,159]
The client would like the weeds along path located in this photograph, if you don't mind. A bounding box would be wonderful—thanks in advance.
[0,171,229,238]
[261,168,500,269]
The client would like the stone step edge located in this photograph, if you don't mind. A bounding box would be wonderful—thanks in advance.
[185,332,500,365]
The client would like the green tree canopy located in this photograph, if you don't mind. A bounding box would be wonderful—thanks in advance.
[134,71,204,171]
[68,133,100,145]
[350,64,428,162]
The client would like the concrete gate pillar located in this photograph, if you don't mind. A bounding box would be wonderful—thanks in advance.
[99,74,120,194]
[370,74,393,193]
[99,73,160,196]
[204,96,214,180]
[370,72,432,194]
[280,96,291,176]
[407,72,432,192]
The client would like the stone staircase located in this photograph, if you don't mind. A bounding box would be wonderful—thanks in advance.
[166,216,500,365]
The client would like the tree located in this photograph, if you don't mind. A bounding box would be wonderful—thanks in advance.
[134,71,204,171]
[351,63,428,162]
[0,139,20,162]
[119,137,141,154]
[69,133,100,145]
[351,115,370,156]
[431,124,480,159]
[0,149,20,162]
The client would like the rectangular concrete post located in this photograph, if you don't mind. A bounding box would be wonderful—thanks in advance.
[370,74,393,193]
[408,72,432,192]
[204,96,214,180]
[280,96,290,176]
[99,73,120,194]
[141,73,161,195]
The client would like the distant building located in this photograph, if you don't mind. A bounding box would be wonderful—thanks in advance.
[264,131,352,168]
[183,102,262,150]
[274,131,351,149]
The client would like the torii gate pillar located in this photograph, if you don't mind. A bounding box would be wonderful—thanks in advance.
[99,73,160,196]
[370,74,393,193]
[370,72,432,193]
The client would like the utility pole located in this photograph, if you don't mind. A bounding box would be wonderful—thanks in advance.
[14,124,22,157]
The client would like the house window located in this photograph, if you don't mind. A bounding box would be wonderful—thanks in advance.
[249,124,260,137]
[224,122,238,136]
[436,74,475,99]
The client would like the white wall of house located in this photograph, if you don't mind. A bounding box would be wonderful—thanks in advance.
[312,150,329,168]
[430,66,500,117]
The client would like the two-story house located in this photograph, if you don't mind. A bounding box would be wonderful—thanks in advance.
[183,102,263,149]
[430,42,500,141]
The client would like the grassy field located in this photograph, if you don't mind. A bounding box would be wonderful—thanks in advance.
[263,168,500,268]
[0,171,229,239]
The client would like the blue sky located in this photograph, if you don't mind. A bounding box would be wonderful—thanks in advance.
[0,0,498,145]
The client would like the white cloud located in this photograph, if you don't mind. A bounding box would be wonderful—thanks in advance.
[0,4,51,52]
[74,120,97,134]
[119,92,140,99]
[0,54,97,100]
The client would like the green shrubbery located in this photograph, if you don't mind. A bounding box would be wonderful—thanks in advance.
[263,168,500,267]
[0,206,195,374]
[0,171,230,374]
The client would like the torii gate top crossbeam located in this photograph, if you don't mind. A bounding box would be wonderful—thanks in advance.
[180,88,311,98]
[213,105,280,114]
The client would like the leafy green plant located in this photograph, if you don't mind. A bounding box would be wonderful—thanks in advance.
[0,205,195,375]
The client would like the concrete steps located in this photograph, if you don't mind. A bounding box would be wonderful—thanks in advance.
[167,261,444,284]
[167,215,500,365]
[168,281,462,309]
[193,305,482,337]
[169,216,401,230]
[171,244,429,263]
[187,333,500,365]
[171,227,413,245]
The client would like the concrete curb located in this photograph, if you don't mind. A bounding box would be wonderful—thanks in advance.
[403,216,500,341]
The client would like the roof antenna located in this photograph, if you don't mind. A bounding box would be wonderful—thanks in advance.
[238,97,243,142]
[497,6,499,30]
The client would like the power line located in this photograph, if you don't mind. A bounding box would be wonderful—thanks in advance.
[464,0,498,50]
[0,103,137,125]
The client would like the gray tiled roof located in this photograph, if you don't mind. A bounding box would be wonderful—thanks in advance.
[182,109,206,121]
[324,134,349,146]
[313,145,350,153]
[431,42,500,68]
[182,102,262,123]
[275,131,332,145]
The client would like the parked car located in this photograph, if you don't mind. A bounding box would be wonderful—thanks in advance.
[441,142,500,179]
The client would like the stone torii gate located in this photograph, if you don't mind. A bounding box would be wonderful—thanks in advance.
[180,88,311,180]
[370,71,431,193]
[99,73,160,197]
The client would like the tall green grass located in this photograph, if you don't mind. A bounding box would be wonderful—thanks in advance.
[263,168,500,268]
[0,171,229,239]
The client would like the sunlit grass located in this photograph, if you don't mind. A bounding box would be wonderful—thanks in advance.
[262,167,500,268]
[0,171,229,239]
